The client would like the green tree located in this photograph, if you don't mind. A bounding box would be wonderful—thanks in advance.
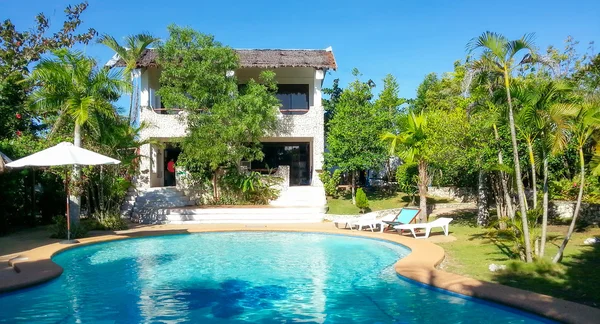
[553,98,600,263]
[97,32,159,124]
[513,80,575,257]
[0,2,96,141]
[157,25,279,199]
[382,112,429,223]
[355,188,369,213]
[325,69,387,204]
[375,74,406,182]
[468,31,537,262]
[28,49,127,222]
[323,78,343,133]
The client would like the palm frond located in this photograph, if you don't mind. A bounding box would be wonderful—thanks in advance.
[467,31,508,62]
[506,33,536,60]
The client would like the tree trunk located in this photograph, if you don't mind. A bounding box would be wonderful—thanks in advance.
[491,172,507,229]
[540,152,549,257]
[418,160,428,223]
[494,124,514,220]
[477,169,489,227]
[553,148,585,263]
[527,140,537,209]
[128,70,140,125]
[212,172,218,201]
[128,79,135,125]
[504,72,533,263]
[70,123,82,224]
[351,171,356,205]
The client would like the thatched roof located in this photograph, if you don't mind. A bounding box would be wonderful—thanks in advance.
[106,48,337,70]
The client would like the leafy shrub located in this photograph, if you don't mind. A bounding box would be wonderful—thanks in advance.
[92,212,129,231]
[396,162,418,203]
[100,215,128,231]
[319,169,341,197]
[355,188,369,212]
[501,208,542,261]
[550,174,600,203]
[50,215,88,239]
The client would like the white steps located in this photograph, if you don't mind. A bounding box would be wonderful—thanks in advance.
[123,187,195,223]
[124,186,327,224]
[269,186,327,211]
[165,207,324,224]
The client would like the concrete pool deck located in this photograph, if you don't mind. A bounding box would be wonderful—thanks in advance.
[1,223,598,323]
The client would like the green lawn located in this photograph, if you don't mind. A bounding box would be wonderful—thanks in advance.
[435,211,600,308]
[326,191,454,215]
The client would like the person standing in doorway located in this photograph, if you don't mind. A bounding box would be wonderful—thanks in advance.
[167,158,175,186]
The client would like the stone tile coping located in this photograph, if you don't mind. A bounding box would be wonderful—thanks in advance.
[1,223,598,324]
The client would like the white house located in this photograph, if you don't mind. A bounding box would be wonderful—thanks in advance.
[107,48,336,213]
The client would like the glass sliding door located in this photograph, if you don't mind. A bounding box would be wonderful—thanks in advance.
[253,142,310,186]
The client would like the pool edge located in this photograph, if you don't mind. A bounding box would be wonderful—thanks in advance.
[1,224,597,323]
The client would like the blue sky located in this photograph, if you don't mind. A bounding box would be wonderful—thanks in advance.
[2,0,599,102]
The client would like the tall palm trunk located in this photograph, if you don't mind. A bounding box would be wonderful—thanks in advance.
[494,124,514,220]
[70,123,82,223]
[128,79,135,124]
[128,70,141,125]
[351,171,356,205]
[526,139,537,209]
[540,151,549,257]
[418,159,428,223]
[504,71,533,263]
[477,168,489,226]
[553,148,585,263]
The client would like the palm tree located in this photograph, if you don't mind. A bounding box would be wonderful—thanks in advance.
[467,31,536,262]
[29,49,128,222]
[98,33,159,125]
[553,98,600,263]
[382,111,429,223]
[466,73,515,222]
[513,80,575,257]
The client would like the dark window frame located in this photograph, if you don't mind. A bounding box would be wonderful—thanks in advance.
[276,84,310,112]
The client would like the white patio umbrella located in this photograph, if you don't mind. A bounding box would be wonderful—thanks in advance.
[7,142,120,243]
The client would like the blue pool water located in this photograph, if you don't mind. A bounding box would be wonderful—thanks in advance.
[0,232,553,323]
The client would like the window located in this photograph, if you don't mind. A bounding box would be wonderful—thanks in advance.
[276,84,309,111]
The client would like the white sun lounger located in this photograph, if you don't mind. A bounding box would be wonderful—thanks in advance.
[348,214,379,231]
[333,214,376,230]
[394,217,453,239]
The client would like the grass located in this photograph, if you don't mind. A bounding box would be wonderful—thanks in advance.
[435,211,600,308]
[326,190,454,215]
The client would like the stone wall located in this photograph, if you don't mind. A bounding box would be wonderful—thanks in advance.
[550,201,600,224]
[427,186,477,203]
[271,165,290,191]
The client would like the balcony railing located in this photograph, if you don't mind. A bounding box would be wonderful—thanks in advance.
[153,108,184,115]
[279,108,309,115]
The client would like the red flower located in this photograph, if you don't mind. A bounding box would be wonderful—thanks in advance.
[15,113,21,119]
[573,182,578,187]
[16,130,22,137]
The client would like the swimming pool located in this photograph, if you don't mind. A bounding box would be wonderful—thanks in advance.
[0,232,554,323]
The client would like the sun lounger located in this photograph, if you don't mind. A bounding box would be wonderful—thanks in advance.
[348,214,379,231]
[333,213,376,230]
[378,207,421,232]
[394,217,453,239]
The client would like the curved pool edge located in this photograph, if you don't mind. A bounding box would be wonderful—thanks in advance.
[1,223,598,324]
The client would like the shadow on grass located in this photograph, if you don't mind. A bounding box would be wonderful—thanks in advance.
[468,230,518,259]
[436,210,478,227]
[492,240,600,308]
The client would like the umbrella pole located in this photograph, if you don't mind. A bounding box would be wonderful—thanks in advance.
[66,168,71,241]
